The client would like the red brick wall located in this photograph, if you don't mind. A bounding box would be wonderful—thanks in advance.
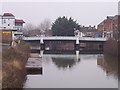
[97,16,119,33]
[97,24,104,32]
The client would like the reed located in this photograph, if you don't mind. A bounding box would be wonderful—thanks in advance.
[2,41,30,89]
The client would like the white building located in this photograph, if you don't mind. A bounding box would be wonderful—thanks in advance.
[0,13,25,30]
[0,13,25,40]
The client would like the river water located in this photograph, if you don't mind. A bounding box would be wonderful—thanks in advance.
[24,52,118,88]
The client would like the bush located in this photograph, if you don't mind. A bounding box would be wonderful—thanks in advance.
[52,16,80,36]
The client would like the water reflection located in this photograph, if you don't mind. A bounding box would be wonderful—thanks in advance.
[52,57,80,69]
[27,67,43,75]
[24,50,118,88]
[97,54,118,79]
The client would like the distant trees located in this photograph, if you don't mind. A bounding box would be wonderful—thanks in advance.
[23,17,80,36]
[39,19,51,34]
[52,16,80,36]
[23,19,51,36]
[23,23,37,36]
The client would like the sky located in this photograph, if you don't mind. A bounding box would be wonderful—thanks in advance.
[0,1,119,27]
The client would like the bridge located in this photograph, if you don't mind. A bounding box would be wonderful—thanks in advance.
[23,36,107,51]
[23,36,107,42]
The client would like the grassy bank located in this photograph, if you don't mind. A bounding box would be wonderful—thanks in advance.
[104,38,118,57]
[2,41,30,89]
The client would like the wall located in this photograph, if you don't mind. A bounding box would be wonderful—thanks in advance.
[2,16,15,29]
[0,30,12,44]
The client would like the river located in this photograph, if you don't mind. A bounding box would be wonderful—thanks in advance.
[23,51,118,88]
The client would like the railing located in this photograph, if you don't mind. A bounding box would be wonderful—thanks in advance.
[79,37,107,41]
[23,36,107,41]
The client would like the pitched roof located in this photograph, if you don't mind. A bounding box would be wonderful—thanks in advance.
[112,15,120,20]
[15,19,25,23]
[98,20,104,26]
[3,13,14,17]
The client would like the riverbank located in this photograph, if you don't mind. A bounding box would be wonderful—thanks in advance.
[2,41,30,89]
[104,38,118,57]
[104,38,119,79]
[104,54,118,78]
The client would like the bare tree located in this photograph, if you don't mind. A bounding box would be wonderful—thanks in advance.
[38,19,51,36]
[23,23,35,31]
[23,23,36,36]
[23,19,52,36]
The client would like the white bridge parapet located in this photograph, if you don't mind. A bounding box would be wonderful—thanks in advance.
[79,37,107,41]
[23,36,107,42]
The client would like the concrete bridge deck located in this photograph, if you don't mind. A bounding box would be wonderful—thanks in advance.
[23,36,107,42]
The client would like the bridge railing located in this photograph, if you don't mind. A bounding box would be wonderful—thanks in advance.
[79,37,108,41]
[23,36,76,40]
[23,36,107,41]
[43,36,76,40]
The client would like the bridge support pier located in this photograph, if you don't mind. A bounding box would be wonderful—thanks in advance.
[75,44,80,50]
[40,44,45,50]
[39,50,44,57]
[40,38,45,50]
[75,50,80,62]
[75,37,80,50]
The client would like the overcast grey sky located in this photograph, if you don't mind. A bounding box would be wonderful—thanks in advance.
[1,2,118,26]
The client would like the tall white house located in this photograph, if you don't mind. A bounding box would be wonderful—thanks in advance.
[0,13,25,30]
[0,13,25,40]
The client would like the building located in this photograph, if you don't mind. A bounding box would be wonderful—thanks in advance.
[0,13,25,44]
[97,15,119,39]
[80,25,98,37]
[0,13,25,45]
[0,13,25,30]
[0,30,12,45]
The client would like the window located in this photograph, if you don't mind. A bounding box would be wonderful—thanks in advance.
[15,23,22,26]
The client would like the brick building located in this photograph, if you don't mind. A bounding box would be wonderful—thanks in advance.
[97,15,119,39]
